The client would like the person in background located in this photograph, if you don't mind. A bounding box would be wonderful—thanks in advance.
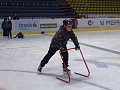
[7,18,12,39]
[1,18,8,36]
[13,13,19,20]
[14,32,24,39]
[71,18,78,29]
[8,16,12,20]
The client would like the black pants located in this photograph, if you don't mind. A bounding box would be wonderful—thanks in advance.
[40,47,69,68]
[7,30,12,38]
[3,29,7,36]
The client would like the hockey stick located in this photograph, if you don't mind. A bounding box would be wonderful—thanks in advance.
[56,48,90,83]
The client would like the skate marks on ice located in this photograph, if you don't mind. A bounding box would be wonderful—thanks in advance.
[0,46,38,50]
[0,69,112,90]
[0,68,89,80]
[0,69,87,82]
[0,69,58,77]
[0,68,89,82]
[44,34,120,55]
[0,69,72,78]
[78,81,112,90]
[74,58,120,68]
[0,68,87,79]
[78,42,120,55]
[0,87,8,90]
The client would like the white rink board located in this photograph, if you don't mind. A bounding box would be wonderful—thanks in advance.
[12,19,65,32]
[1,18,120,32]
[77,18,120,29]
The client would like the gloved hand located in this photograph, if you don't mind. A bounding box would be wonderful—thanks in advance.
[75,46,80,50]
[59,47,66,52]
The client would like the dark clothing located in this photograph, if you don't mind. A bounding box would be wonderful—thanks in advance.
[14,32,24,38]
[71,18,78,29]
[13,15,19,20]
[40,25,79,68]
[1,20,8,36]
[2,21,7,29]
[40,47,68,68]
[7,30,12,39]
[7,21,12,30]
[3,29,8,36]
[7,21,12,38]
[50,25,79,48]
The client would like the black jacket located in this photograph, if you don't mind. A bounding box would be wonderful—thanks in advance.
[7,21,12,31]
[14,32,24,38]
[50,25,79,48]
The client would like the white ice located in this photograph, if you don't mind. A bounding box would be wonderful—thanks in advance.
[0,30,120,90]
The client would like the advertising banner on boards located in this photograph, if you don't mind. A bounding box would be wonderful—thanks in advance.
[77,18,120,29]
[14,19,40,32]
[12,18,120,32]
[13,19,64,32]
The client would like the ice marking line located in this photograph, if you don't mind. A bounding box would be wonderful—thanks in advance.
[0,69,112,90]
[0,46,37,50]
[78,42,120,55]
[74,58,120,68]
[81,81,113,90]
[44,34,120,55]
[0,69,62,77]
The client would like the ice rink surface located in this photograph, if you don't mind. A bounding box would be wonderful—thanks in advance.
[0,30,120,90]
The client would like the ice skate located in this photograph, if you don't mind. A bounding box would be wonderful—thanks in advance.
[63,68,71,75]
[37,65,43,74]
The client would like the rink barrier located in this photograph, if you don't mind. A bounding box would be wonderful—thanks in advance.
[44,28,120,34]
[23,27,120,34]
[0,28,120,36]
